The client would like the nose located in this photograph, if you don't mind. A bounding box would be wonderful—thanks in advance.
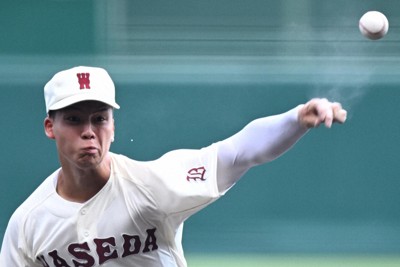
[81,123,95,140]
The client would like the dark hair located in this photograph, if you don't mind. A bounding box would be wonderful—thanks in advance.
[48,110,57,119]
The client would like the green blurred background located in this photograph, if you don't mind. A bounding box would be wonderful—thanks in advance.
[1,0,400,265]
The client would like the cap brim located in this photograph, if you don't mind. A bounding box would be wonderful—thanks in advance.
[47,93,120,112]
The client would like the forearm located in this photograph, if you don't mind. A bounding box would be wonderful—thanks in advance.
[216,105,308,191]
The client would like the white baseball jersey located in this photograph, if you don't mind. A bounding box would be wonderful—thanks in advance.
[1,105,308,267]
[1,145,224,267]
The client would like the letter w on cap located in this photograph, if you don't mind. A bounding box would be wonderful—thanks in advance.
[77,73,91,89]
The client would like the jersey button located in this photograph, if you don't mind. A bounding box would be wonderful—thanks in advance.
[84,230,90,237]
[81,209,87,215]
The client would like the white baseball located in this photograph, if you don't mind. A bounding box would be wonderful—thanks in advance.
[359,11,389,40]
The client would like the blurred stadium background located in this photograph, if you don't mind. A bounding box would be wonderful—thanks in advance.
[1,0,400,265]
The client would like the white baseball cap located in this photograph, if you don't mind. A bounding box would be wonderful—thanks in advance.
[44,66,120,113]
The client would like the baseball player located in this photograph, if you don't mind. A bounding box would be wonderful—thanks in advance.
[0,66,347,267]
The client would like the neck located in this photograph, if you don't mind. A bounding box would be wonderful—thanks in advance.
[57,155,112,203]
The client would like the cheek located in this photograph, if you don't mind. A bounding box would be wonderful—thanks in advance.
[98,128,115,145]
[53,129,80,150]
[54,128,76,141]
[55,134,75,150]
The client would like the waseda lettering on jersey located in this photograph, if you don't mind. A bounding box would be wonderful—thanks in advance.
[76,73,90,89]
[36,228,158,267]
[186,166,206,181]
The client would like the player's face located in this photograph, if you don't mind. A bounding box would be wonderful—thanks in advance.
[44,101,115,170]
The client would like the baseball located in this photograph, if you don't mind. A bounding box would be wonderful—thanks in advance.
[359,11,389,40]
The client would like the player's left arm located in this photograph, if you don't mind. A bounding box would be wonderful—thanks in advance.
[216,98,347,192]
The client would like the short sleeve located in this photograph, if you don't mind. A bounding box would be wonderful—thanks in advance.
[144,143,221,218]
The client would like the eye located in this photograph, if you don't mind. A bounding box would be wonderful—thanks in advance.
[65,116,80,123]
[94,115,107,123]
[96,116,105,122]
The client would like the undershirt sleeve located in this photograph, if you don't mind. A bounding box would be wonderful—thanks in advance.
[216,105,309,192]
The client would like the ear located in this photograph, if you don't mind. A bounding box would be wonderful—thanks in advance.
[44,117,56,139]
[111,118,115,142]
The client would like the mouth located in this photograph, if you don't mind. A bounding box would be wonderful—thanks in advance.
[81,146,98,155]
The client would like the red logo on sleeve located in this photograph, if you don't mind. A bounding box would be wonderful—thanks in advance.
[186,167,206,181]
[77,73,91,89]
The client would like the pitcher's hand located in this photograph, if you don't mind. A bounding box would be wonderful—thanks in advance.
[298,98,347,128]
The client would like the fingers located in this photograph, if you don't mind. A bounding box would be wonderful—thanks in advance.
[333,103,347,124]
[299,98,347,129]
[299,99,321,128]
[316,99,334,128]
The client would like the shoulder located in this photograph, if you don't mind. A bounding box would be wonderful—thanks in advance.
[110,144,219,178]
[155,144,219,166]
[2,170,58,258]
[9,170,58,228]
[109,146,220,216]
[20,170,58,211]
